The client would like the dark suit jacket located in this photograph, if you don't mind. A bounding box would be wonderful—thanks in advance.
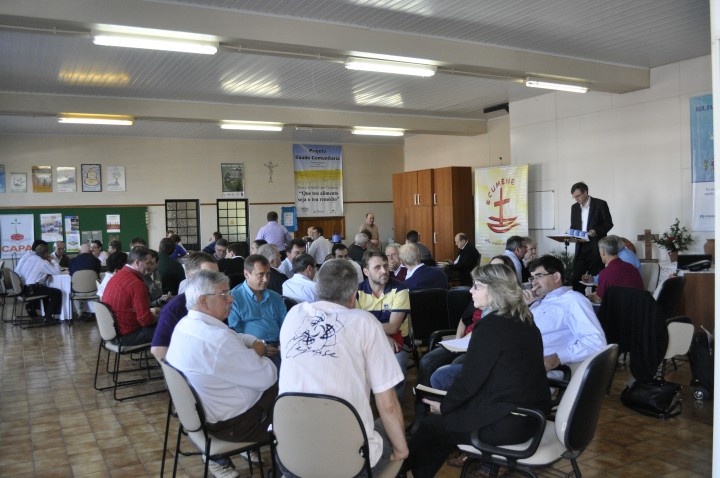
[158,252,186,295]
[267,268,288,295]
[69,253,101,276]
[405,264,448,290]
[570,197,613,247]
[446,244,480,285]
[348,244,365,263]
[441,311,551,432]
[219,257,245,276]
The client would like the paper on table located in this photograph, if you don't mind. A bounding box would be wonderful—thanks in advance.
[440,334,471,352]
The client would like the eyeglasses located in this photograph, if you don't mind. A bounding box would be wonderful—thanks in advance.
[529,272,552,282]
[206,291,232,298]
[472,282,487,291]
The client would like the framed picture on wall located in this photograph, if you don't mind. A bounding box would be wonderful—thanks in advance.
[81,164,102,192]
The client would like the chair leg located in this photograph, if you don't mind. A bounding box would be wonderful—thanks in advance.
[160,397,173,478]
[571,458,582,478]
[172,424,183,478]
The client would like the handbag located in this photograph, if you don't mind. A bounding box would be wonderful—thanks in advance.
[620,380,681,418]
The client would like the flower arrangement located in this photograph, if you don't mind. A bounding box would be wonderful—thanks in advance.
[654,218,694,252]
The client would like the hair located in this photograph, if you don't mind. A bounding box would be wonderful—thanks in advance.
[159,237,176,255]
[490,254,515,269]
[457,233,468,242]
[212,232,223,240]
[257,243,279,262]
[34,243,49,258]
[169,234,182,244]
[528,255,565,282]
[288,238,307,251]
[215,238,229,248]
[365,212,374,218]
[354,233,369,246]
[252,239,267,249]
[523,236,536,247]
[130,237,147,247]
[109,240,122,252]
[399,243,420,266]
[185,251,216,274]
[362,250,387,270]
[505,235,525,251]
[186,270,229,310]
[472,264,532,323]
[106,251,128,273]
[314,226,324,236]
[385,243,400,254]
[31,239,48,251]
[244,254,270,272]
[292,253,316,274]
[148,249,159,261]
[128,245,152,263]
[166,230,175,236]
[227,242,244,256]
[267,211,278,221]
[571,181,588,194]
[54,241,65,249]
[599,235,620,256]
[91,239,103,249]
[79,244,91,254]
[332,243,348,255]
[316,259,359,305]
[406,230,420,243]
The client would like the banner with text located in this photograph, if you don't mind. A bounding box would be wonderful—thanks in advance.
[293,144,343,217]
[474,165,529,263]
[690,94,714,231]
[1,214,35,259]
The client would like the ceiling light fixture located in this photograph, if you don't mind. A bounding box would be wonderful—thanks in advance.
[220,120,284,132]
[58,113,134,126]
[352,126,405,137]
[525,78,588,93]
[346,57,436,77]
[92,30,218,55]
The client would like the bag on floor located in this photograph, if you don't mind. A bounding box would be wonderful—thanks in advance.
[620,380,681,418]
[688,326,714,400]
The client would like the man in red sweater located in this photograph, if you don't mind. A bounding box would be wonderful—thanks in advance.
[103,246,159,345]
[588,235,644,304]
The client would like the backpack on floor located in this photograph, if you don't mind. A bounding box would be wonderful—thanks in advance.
[620,380,682,418]
[688,326,714,400]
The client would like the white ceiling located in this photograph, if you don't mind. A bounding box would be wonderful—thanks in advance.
[0,0,710,144]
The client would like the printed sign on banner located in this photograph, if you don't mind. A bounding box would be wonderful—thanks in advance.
[1,214,35,259]
[690,94,714,231]
[293,144,343,217]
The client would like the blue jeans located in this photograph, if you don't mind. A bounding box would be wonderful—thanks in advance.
[430,364,463,390]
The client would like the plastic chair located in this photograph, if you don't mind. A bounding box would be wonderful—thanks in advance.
[70,269,100,317]
[273,393,402,478]
[446,286,472,330]
[640,262,660,292]
[160,360,271,478]
[458,344,619,478]
[7,269,49,327]
[93,301,164,401]
[656,276,686,319]
[282,296,298,312]
[409,288,449,346]
[658,316,695,379]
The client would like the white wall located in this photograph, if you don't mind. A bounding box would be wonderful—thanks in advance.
[511,55,713,260]
[0,135,403,249]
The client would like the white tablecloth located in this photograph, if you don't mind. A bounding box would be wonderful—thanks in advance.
[48,273,72,321]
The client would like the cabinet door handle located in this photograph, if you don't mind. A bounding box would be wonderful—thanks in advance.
[433,232,437,243]
[417,193,421,205]
[433,193,437,205]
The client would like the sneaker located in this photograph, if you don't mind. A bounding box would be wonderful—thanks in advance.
[208,459,240,478]
[240,450,262,465]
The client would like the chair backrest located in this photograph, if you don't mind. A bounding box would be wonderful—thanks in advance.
[665,316,695,359]
[554,344,619,453]
[160,360,205,434]
[8,269,24,295]
[446,286,472,330]
[409,288,449,344]
[282,296,299,312]
[656,276,686,318]
[640,262,660,292]
[71,269,99,294]
[273,393,370,478]
[93,301,119,342]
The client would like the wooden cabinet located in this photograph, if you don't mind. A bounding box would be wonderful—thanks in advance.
[393,167,474,261]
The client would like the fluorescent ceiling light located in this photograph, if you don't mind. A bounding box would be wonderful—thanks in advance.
[525,78,588,93]
[352,126,405,137]
[92,30,218,55]
[220,120,284,132]
[346,57,436,77]
[58,113,134,126]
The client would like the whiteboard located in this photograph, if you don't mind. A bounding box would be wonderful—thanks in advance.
[529,191,554,230]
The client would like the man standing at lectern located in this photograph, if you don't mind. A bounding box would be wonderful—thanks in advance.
[570,182,613,292]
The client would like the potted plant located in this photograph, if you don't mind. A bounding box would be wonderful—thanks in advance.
[654,218,694,262]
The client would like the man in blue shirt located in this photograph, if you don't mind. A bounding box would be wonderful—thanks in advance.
[228,254,287,368]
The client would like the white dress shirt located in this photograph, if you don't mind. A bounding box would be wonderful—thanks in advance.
[282,273,318,303]
[18,254,59,286]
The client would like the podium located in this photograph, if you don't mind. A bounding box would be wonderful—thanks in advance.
[547,234,589,255]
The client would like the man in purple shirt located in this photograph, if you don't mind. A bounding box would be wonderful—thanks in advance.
[150,252,218,360]
[255,211,292,259]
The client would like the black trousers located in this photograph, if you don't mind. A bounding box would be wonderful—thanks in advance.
[26,284,62,317]
[572,241,604,292]
[206,383,278,443]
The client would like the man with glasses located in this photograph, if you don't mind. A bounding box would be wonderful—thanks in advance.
[524,255,606,371]
[103,246,160,345]
[570,181,613,292]
[166,270,277,478]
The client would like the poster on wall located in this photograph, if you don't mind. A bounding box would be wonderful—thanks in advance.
[474,165,529,263]
[293,144,343,217]
[106,166,126,192]
[0,214,34,259]
[0,165,5,193]
[32,166,53,193]
[56,167,76,192]
[106,214,121,233]
[65,215,80,253]
[221,163,245,198]
[10,172,27,193]
[81,164,102,192]
[40,213,63,242]
[690,94,714,231]
[81,230,102,245]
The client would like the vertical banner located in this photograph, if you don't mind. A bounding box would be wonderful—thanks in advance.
[474,165,529,263]
[690,94,714,231]
[1,214,35,259]
[293,144,343,217]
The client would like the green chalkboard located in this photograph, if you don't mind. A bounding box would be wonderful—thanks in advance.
[0,206,147,253]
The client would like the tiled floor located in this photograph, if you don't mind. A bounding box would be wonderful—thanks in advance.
[0,303,713,477]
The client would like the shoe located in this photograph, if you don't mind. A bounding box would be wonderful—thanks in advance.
[207,459,240,478]
[239,450,262,465]
[446,451,468,468]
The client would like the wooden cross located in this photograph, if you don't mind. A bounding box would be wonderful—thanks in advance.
[637,229,659,261]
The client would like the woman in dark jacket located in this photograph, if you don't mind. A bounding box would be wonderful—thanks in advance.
[404,263,551,478]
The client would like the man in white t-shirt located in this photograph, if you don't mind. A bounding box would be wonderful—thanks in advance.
[279,259,408,476]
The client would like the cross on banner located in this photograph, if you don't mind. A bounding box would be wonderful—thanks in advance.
[637,229,659,261]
